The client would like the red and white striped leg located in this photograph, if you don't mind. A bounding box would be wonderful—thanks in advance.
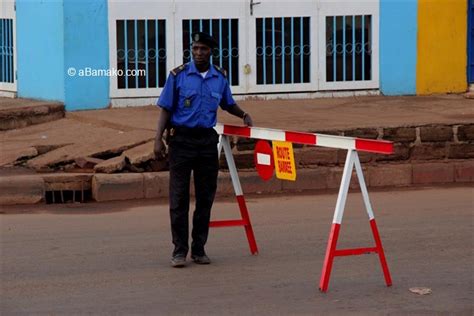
[370,219,392,286]
[319,150,392,292]
[209,136,259,255]
[319,223,341,292]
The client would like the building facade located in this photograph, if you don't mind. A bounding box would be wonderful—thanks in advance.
[0,0,470,111]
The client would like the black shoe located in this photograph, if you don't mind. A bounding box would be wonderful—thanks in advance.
[171,255,186,268]
[191,254,211,265]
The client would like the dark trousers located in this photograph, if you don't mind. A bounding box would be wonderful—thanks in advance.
[168,128,219,257]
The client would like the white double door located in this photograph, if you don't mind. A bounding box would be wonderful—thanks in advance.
[175,0,318,94]
[108,0,379,98]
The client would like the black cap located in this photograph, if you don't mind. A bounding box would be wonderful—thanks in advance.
[191,32,218,49]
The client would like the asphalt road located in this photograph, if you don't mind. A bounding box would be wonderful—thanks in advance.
[1,186,472,315]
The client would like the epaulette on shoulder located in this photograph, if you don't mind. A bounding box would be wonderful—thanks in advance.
[214,65,227,77]
[170,64,186,76]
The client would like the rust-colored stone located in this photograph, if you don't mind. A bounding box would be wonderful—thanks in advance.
[413,163,454,184]
[419,125,453,142]
[383,127,416,142]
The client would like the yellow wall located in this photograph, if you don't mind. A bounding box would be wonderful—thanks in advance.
[417,0,468,94]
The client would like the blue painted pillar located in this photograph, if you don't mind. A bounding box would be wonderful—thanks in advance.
[64,0,110,110]
[15,0,110,110]
[379,0,418,95]
[16,0,65,101]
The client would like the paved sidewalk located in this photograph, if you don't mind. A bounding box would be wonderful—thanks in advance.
[73,94,472,132]
[1,94,472,170]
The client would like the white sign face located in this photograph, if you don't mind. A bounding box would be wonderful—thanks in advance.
[257,153,271,166]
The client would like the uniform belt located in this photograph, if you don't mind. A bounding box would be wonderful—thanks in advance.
[171,126,215,137]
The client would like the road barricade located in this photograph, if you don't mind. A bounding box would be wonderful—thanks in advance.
[214,123,393,292]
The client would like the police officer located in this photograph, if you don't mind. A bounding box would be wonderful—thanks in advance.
[154,32,253,268]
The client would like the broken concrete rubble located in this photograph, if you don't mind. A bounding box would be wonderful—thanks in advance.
[122,140,155,165]
[93,155,126,174]
[75,157,105,169]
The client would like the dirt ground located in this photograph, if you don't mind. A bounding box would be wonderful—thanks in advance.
[1,186,472,315]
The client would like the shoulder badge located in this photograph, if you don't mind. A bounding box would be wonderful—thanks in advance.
[214,65,227,77]
[170,64,186,76]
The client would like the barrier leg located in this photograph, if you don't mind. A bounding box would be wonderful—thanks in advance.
[319,150,392,292]
[370,219,392,286]
[209,136,258,255]
[236,195,258,255]
[319,149,355,292]
[353,153,392,287]
[319,222,341,292]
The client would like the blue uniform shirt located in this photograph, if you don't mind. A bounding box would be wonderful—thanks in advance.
[157,61,236,128]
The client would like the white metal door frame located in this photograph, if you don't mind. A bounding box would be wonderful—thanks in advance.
[246,1,319,93]
[0,0,17,94]
[317,0,379,90]
[173,0,248,94]
[108,0,175,98]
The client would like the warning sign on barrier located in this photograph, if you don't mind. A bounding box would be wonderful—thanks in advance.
[272,141,296,181]
[254,140,275,181]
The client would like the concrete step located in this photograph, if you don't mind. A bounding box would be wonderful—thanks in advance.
[0,97,65,131]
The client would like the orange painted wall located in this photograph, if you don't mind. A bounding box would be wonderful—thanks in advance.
[417,0,468,94]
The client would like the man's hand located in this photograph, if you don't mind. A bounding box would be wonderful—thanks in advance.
[226,105,253,126]
[154,138,166,160]
[243,113,253,126]
[154,108,171,160]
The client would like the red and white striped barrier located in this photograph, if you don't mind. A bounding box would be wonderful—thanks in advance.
[215,123,393,154]
[212,124,393,292]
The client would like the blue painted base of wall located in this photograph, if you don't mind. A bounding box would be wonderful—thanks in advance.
[380,0,417,95]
